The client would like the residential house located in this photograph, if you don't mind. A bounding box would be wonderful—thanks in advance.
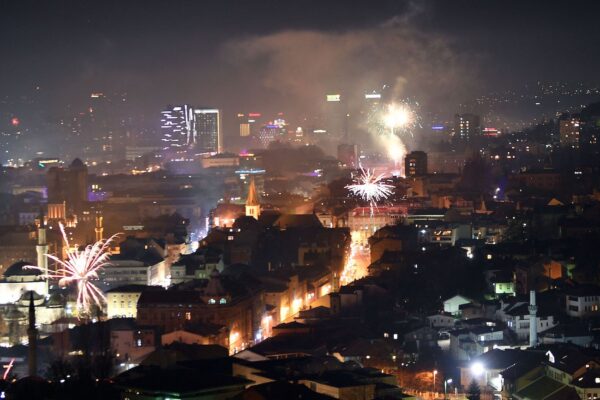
[565,285,600,318]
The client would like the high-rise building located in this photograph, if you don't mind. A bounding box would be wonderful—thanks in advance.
[160,106,221,153]
[559,114,580,149]
[324,93,349,140]
[255,119,286,148]
[161,105,195,149]
[453,114,481,141]
[404,151,428,177]
[74,92,131,162]
[195,108,221,154]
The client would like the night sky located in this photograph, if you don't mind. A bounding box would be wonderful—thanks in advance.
[2,0,600,125]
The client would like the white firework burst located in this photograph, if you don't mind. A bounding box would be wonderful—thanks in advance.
[345,167,394,211]
[27,223,119,315]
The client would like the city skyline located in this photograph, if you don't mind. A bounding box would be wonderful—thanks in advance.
[2,2,600,399]
[3,0,600,164]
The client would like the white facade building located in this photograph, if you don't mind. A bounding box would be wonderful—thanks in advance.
[565,286,600,318]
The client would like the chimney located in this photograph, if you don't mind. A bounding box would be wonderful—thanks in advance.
[529,290,538,347]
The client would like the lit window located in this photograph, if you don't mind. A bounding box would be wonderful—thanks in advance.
[185,312,191,320]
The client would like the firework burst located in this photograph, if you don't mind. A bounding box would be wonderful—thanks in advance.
[368,100,421,138]
[27,223,119,315]
[346,167,394,213]
[366,100,421,175]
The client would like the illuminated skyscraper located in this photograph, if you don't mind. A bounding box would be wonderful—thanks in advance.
[195,108,222,154]
[324,93,348,140]
[453,113,481,141]
[161,105,221,153]
[160,105,195,149]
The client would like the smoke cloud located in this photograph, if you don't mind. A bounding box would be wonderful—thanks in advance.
[224,18,480,117]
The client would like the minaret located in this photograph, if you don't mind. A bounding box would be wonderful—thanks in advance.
[27,292,38,377]
[245,176,261,219]
[95,210,104,243]
[36,210,49,296]
[529,290,538,347]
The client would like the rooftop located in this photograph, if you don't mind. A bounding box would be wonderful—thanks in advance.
[115,365,249,394]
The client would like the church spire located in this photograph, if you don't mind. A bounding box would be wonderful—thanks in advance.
[245,176,261,219]
[246,176,259,206]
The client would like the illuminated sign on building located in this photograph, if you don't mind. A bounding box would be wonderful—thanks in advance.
[365,93,381,99]
[123,225,144,231]
[326,94,341,102]
[483,127,500,137]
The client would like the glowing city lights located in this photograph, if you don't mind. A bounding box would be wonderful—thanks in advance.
[341,240,360,285]
[340,232,369,285]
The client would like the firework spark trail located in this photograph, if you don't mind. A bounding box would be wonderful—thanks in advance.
[27,223,119,315]
[345,167,394,214]
[3,358,14,380]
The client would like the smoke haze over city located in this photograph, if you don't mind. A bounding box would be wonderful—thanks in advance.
[3,0,600,160]
[3,1,600,399]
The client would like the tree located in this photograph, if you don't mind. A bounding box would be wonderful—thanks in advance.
[466,379,481,400]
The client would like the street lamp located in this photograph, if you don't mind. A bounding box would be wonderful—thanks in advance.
[433,369,438,394]
[444,378,453,400]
